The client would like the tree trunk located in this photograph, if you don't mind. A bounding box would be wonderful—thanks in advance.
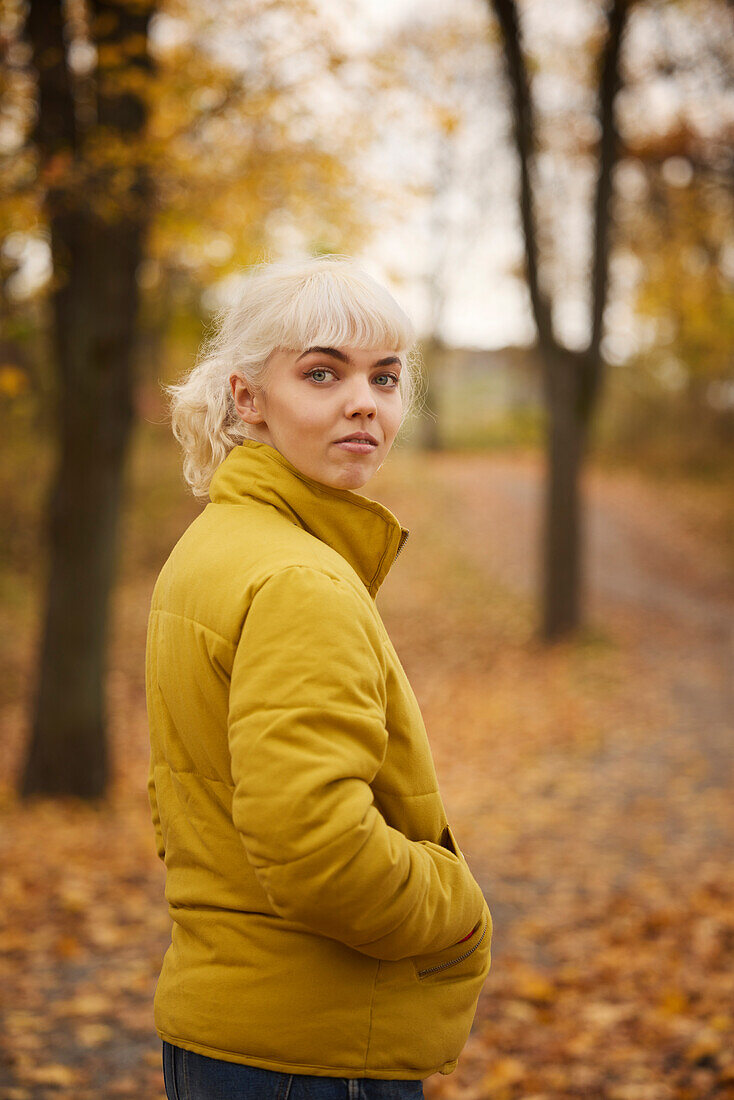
[21,212,145,797]
[20,0,154,798]
[541,350,587,639]
[490,0,629,641]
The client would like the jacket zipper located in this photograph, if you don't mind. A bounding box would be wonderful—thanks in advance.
[395,530,409,560]
[417,917,488,978]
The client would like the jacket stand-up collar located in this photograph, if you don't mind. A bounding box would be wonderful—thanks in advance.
[208,439,409,598]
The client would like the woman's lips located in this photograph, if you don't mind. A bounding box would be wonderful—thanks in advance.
[334,440,377,454]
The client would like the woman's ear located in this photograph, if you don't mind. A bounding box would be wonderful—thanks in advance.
[230,373,265,425]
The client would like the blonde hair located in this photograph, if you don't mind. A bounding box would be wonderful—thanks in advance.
[165,255,423,498]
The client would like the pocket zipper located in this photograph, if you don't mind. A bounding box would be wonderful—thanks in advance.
[417,917,488,978]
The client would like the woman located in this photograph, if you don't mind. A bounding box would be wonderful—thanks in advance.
[146,256,492,1100]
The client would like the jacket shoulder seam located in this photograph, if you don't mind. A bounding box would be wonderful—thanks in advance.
[253,564,371,604]
[152,762,234,788]
[148,607,235,648]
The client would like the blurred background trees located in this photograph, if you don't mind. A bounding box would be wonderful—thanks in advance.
[1,0,732,798]
[608,0,734,476]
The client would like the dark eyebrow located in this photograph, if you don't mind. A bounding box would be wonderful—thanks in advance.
[296,346,401,369]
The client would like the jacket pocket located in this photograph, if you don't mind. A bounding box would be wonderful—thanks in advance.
[412,908,491,982]
[439,823,464,860]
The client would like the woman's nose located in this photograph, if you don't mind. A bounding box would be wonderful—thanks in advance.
[344,378,377,417]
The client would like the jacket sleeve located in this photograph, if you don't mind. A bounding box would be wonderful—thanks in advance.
[227,565,486,962]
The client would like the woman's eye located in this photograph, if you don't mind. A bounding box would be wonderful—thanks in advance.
[374,373,399,387]
[305,367,335,382]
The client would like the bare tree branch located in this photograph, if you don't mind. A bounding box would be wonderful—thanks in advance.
[586,0,631,413]
[489,0,554,353]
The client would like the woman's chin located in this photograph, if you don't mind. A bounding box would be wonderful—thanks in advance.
[325,459,378,491]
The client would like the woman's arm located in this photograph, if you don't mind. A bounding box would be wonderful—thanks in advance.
[227,565,486,962]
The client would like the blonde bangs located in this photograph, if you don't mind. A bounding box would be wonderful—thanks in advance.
[274,269,414,355]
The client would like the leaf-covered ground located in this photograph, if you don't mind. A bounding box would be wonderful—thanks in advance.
[1,443,732,1099]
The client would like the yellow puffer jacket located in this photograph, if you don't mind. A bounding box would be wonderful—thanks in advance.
[146,439,492,1080]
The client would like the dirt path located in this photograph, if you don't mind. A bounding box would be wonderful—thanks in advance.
[414,451,731,744]
[436,452,732,768]
[427,451,734,637]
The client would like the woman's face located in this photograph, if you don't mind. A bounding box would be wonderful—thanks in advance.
[230,345,404,490]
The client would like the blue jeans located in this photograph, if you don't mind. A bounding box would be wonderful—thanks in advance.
[162,1041,425,1099]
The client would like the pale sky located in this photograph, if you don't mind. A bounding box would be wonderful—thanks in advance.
[312,0,528,348]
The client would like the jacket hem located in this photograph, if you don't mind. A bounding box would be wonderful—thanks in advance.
[156,1029,440,1080]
